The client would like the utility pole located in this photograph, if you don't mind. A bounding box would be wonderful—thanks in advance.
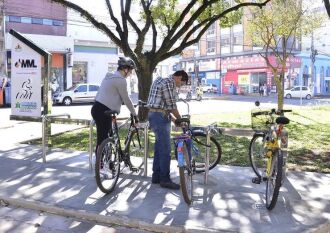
[310,32,318,95]
[0,0,5,78]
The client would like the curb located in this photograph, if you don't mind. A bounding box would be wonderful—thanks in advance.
[0,196,222,233]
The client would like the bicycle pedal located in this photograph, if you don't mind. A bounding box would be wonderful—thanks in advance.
[252,177,261,184]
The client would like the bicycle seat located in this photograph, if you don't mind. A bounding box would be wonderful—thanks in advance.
[175,117,190,125]
[104,110,119,118]
[276,116,290,125]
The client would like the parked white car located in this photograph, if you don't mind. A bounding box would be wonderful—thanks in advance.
[202,83,218,93]
[53,83,100,106]
[284,86,313,100]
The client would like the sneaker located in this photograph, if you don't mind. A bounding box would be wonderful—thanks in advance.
[160,181,180,190]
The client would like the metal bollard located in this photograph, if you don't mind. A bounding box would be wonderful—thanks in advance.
[89,119,95,171]
[143,122,149,177]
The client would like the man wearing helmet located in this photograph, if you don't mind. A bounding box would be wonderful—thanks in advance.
[147,70,189,190]
[91,57,138,155]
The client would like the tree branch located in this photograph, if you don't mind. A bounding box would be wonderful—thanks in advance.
[51,0,122,46]
[325,0,330,18]
[162,0,271,57]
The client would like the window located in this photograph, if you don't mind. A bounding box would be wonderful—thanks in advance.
[53,20,64,26]
[207,23,215,36]
[233,32,243,45]
[207,40,216,53]
[43,19,53,25]
[9,16,21,23]
[21,17,32,24]
[221,34,230,46]
[32,18,43,25]
[326,67,330,77]
[76,85,87,92]
[89,85,99,92]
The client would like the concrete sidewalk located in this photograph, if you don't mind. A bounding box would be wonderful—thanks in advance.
[0,143,329,233]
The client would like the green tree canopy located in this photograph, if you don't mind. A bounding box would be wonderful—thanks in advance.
[51,0,270,119]
[246,0,324,110]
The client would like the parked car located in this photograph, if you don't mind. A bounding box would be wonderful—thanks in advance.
[284,86,313,100]
[202,83,218,93]
[53,83,100,106]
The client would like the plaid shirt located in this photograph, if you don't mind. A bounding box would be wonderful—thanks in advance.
[147,76,177,110]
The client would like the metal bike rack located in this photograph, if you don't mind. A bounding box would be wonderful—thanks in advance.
[139,122,149,177]
[41,114,97,170]
[203,122,218,185]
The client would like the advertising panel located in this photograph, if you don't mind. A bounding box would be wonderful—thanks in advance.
[11,37,41,117]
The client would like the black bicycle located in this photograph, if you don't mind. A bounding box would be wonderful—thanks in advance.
[95,101,147,194]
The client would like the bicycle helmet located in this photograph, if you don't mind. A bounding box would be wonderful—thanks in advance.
[118,57,136,70]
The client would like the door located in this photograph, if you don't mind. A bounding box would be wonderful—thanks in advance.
[88,84,99,102]
[326,80,330,94]
[73,84,88,102]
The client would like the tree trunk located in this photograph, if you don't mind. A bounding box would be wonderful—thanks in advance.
[275,72,284,111]
[136,64,153,121]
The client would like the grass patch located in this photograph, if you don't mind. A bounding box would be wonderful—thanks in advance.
[28,106,330,173]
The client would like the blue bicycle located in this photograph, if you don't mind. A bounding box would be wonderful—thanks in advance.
[173,101,221,204]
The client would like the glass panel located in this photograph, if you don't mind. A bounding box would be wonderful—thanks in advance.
[43,19,53,25]
[72,61,88,85]
[21,17,32,24]
[53,20,64,26]
[32,18,43,24]
[9,16,21,23]
[77,85,87,92]
[89,85,99,92]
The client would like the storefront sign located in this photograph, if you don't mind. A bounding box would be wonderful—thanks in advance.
[222,55,301,70]
[238,74,249,85]
[11,37,41,117]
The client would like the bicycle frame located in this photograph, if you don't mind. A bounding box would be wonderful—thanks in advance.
[110,114,142,166]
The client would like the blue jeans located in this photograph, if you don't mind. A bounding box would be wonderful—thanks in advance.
[148,111,172,183]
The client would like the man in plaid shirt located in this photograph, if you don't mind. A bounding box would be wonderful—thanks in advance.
[147,70,189,190]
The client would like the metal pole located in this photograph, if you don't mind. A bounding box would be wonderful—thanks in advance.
[89,119,94,171]
[204,127,211,184]
[143,122,149,177]
[42,115,47,163]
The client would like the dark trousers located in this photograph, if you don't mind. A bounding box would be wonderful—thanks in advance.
[91,101,111,153]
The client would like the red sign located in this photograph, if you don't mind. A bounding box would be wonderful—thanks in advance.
[221,55,301,70]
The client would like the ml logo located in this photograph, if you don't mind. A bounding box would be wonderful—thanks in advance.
[15,59,37,68]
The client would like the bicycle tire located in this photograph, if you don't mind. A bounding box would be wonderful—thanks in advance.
[127,127,146,168]
[95,137,120,194]
[266,150,283,210]
[191,131,221,173]
[179,142,193,205]
[249,133,267,178]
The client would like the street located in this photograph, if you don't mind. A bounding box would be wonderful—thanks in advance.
[1,93,330,129]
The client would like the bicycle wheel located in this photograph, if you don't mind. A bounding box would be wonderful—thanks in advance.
[179,142,193,205]
[265,150,283,210]
[249,133,267,179]
[95,138,120,194]
[127,127,146,168]
[191,131,221,173]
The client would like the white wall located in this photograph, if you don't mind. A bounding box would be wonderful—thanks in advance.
[73,52,118,85]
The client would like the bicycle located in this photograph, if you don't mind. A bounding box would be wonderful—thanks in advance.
[249,101,291,210]
[95,101,147,194]
[173,99,222,204]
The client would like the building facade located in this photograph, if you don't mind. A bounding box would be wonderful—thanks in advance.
[3,0,73,94]
[180,1,330,96]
